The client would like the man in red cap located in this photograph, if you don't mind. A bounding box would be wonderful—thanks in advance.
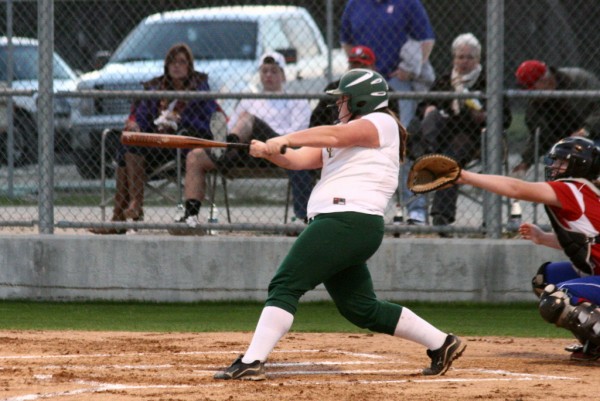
[512,60,600,175]
[309,45,398,127]
[347,45,376,69]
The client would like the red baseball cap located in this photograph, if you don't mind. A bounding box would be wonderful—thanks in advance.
[515,60,547,89]
[348,45,376,66]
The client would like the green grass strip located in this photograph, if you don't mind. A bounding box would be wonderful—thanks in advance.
[0,300,570,338]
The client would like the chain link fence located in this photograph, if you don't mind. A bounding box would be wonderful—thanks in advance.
[1,0,599,237]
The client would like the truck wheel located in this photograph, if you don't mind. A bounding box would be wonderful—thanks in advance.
[0,120,33,166]
[13,113,37,166]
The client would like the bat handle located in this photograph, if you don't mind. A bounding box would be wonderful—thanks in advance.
[280,145,288,154]
[226,143,250,151]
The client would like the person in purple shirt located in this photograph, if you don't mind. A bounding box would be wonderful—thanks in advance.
[90,43,217,234]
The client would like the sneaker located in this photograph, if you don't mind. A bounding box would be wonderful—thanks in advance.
[406,218,426,226]
[213,354,266,381]
[565,343,585,353]
[168,214,204,236]
[422,334,466,376]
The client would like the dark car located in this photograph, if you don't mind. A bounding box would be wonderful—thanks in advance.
[0,36,79,166]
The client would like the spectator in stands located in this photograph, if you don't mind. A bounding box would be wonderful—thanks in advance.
[417,33,512,234]
[512,60,600,176]
[172,52,313,229]
[340,0,435,127]
[90,43,217,235]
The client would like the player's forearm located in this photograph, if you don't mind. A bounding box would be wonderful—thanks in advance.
[283,125,347,149]
[460,171,525,197]
[539,232,562,249]
[255,145,322,171]
[459,170,553,204]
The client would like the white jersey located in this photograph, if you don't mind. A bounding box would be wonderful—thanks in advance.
[227,96,311,134]
[307,112,400,218]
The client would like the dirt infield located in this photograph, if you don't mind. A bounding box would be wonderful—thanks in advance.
[0,331,598,401]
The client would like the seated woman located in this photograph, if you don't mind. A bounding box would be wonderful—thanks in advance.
[417,33,512,234]
[90,42,217,234]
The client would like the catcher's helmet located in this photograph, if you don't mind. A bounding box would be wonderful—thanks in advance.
[544,137,600,181]
[326,68,389,115]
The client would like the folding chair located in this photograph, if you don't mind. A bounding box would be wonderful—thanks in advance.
[99,128,183,221]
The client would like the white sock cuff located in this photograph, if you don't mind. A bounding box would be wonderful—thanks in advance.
[394,307,447,350]
[242,306,294,363]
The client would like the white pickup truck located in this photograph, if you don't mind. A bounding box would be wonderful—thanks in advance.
[70,5,346,178]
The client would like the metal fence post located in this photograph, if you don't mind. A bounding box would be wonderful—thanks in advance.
[484,0,505,238]
[6,0,15,198]
[38,0,55,233]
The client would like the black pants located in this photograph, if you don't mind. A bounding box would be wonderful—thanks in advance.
[421,109,480,225]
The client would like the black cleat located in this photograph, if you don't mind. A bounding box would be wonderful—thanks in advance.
[422,334,466,376]
[213,354,266,381]
[570,342,600,361]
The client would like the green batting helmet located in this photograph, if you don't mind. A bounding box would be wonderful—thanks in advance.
[326,68,389,115]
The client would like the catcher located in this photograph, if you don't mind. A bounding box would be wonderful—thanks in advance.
[410,137,600,360]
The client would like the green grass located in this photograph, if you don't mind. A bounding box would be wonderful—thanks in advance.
[0,300,569,338]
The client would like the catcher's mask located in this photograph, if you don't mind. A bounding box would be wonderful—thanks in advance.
[326,69,389,116]
[544,137,600,181]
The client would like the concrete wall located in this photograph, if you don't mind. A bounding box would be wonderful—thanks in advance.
[0,234,565,303]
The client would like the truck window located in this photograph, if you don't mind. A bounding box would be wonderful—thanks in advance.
[281,18,320,58]
[110,20,258,63]
[260,19,291,54]
[0,45,74,81]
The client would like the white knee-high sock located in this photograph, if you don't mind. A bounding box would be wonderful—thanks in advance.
[242,306,294,363]
[393,307,447,350]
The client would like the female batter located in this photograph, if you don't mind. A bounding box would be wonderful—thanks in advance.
[213,69,466,381]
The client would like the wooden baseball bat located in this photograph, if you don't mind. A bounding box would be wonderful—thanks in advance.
[120,131,249,151]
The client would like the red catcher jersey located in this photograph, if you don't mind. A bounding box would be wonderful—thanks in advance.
[548,179,600,274]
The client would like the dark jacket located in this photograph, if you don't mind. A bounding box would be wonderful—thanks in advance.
[422,71,513,139]
[522,67,600,166]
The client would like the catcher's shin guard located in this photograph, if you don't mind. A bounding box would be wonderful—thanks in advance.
[539,284,600,346]
[531,262,550,298]
[564,302,600,347]
[538,284,569,324]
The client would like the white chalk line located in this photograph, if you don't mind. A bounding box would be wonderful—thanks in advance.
[0,348,387,361]
[0,349,577,401]
[31,360,396,371]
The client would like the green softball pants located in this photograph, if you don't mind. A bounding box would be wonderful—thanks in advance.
[265,212,402,335]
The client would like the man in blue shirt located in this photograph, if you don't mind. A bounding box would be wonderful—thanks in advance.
[340,0,435,85]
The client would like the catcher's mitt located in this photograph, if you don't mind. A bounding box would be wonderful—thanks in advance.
[407,154,461,194]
